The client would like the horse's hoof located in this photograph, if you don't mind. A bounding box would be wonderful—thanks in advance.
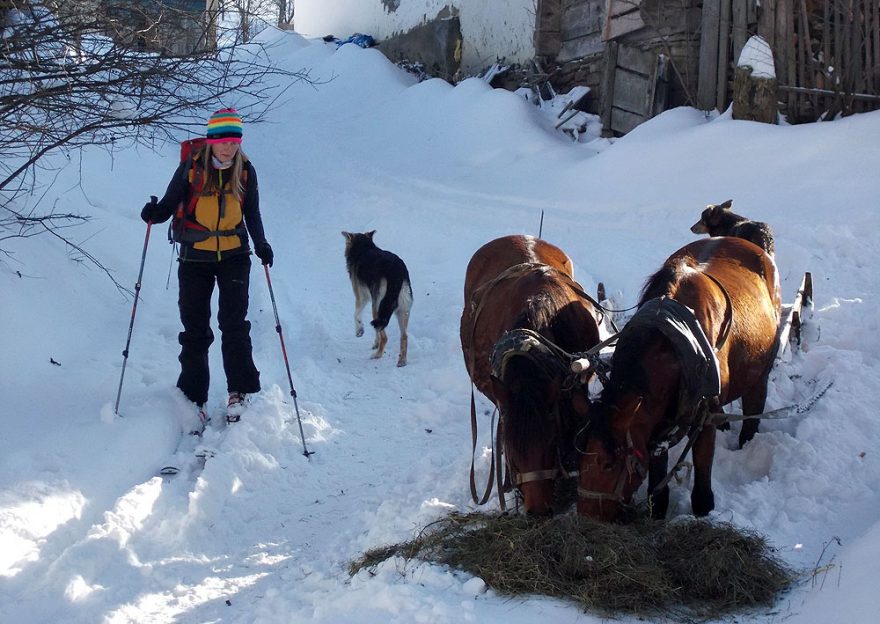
[397,359,407,367]
[370,352,382,360]
[692,492,715,517]
[356,328,364,337]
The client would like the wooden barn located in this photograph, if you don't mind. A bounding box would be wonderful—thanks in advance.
[531,0,880,135]
[367,0,880,135]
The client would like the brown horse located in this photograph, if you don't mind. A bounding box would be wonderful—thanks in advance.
[577,237,781,521]
[461,235,603,515]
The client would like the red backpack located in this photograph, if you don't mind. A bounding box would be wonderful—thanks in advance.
[168,138,248,243]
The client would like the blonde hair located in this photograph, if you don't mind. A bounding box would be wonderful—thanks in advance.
[200,144,248,203]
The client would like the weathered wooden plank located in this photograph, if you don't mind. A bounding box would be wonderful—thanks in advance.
[871,0,880,92]
[758,0,776,49]
[717,0,732,111]
[777,84,880,102]
[774,272,812,364]
[561,1,603,41]
[651,53,670,117]
[600,41,619,136]
[698,0,721,109]
[603,0,646,40]
[775,0,791,88]
[785,0,796,95]
[618,43,656,75]
[613,67,654,113]
[534,0,564,57]
[748,0,758,24]
[823,0,831,90]
[874,0,880,87]
[611,106,646,134]
[798,0,809,87]
[866,1,873,93]
[733,0,748,65]
[559,35,606,62]
[853,0,866,93]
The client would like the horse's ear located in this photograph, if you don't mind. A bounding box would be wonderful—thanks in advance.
[341,231,352,239]
[366,230,376,240]
[718,199,733,210]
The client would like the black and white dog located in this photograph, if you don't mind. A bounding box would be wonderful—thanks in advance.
[690,199,775,256]
[342,231,413,366]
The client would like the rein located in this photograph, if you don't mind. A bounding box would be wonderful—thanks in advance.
[468,393,509,510]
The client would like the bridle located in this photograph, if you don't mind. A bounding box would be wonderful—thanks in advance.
[577,426,647,504]
[491,328,586,489]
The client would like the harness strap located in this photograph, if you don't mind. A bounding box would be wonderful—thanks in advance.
[701,271,734,351]
[516,468,579,485]
[468,387,508,511]
[469,386,495,506]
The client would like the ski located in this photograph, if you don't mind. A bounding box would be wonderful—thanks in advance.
[158,417,211,478]
[157,403,244,479]
[158,432,205,477]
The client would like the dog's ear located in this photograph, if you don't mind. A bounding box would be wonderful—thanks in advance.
[705,203,728,226]
[366,230,376,240]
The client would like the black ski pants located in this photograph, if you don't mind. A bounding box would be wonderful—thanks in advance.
[176,253,260,406]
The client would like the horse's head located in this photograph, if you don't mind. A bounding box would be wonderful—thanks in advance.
[490,329,584,515]
[577,391,650,521]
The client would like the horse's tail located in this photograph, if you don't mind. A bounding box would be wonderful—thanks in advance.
[371,271,411,330]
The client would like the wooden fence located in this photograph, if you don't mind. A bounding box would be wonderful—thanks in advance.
[700,0,880,121]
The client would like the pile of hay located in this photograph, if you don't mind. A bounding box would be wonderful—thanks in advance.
[350,513,796,620]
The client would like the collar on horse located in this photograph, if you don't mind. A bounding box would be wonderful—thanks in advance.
[490,328,581,487]
[623,296,722,450]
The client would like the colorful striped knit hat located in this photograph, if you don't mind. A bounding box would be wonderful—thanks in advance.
[206,108,243,144]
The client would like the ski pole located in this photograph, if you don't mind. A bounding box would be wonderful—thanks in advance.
[264,263,314,458]
[114,197,155,415]
[165,241,176,290]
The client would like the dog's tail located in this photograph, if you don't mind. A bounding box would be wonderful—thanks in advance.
[371,273,411,330]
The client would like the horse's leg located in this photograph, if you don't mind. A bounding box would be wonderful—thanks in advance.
[739,380,768,448]
[647,450,670,519]
[691,425,717,516]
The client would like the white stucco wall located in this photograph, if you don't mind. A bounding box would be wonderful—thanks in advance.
[294,0,537,74]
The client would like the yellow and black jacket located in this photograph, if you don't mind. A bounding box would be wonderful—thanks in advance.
[152,156,267,263]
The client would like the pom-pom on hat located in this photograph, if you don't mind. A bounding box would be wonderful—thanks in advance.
[206,108,243,144]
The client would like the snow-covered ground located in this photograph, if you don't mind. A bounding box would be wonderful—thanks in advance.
[1,27,879,623]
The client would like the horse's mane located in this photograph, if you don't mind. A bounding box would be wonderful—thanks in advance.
[514,281,592,352]
[499,273,596,461]
[589,324,661,453]
[499,355,561,456]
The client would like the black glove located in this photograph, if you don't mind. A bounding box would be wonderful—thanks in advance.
[255,241,274,267]
[140,196,158,223]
